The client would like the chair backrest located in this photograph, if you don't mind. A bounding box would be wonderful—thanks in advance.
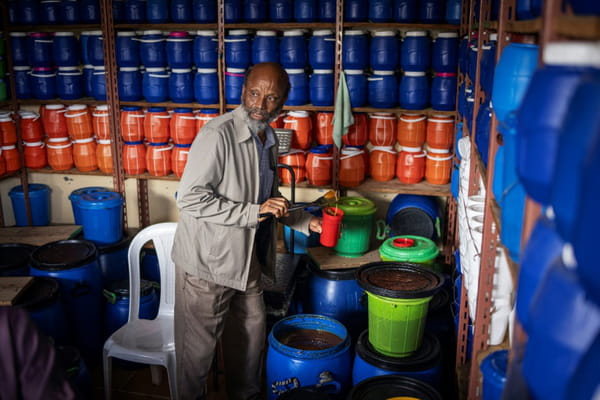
[127,222,177,321]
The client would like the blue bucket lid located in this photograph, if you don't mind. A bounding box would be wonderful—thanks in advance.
[77,191,123,209]
[9,184,50,198]
[69,186,110,201]
[31,240,98,271]
[309,145,331,154]
[480,350,509,388]
[122,106,141,111]
[148,106,166,112]
[200,108,219,114]
[174,107,192,113]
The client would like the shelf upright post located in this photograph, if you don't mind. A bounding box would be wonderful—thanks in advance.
[331,0,345,192]
[218,0,226,115]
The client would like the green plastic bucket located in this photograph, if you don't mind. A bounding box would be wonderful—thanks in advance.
[356,262,444,357]
[334,197,377,258]
[379,235,440,272]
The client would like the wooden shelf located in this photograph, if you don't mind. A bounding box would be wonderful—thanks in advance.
[226,103,457,115]
[27,167,110,176]
[0,224,82,246]
[115,23,218,30]
[307,247,381,270]
[17,98,106,106]
[555,15,600,39]
[505,18,542,34]
[120,101,220,110]
[225,22,336,30]
[349,177,451,196]
[0,171,21,181]
[125,173,179,181]
[343,22,460,30]
[8,24,101,32]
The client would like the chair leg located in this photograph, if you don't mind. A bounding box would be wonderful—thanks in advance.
[150,365,163,386]
[103,352,112,400]
[166,354,178,400]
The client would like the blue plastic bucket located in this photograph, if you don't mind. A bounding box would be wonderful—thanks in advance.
[420,0,444,23]
[386,194,440,240]
[125,0,146,23]
[77,191,124,245]
[280,30,307,69]
[402,31,431,72]
[344,0,367,21]
[30,240,103,362]
[112,0,125,22]
[194,68,219,105]
[399,71,429,110]
[80,0,100,23]
[344,70,368,108]
[118,67,143,101]
[192,0,217,22]
[30,67,56,100]
[9,32,28,66]
[147,0,169,22]
[91,66,107,101]
[141,247,161,285]
[480,350,508,400]
[480,37,497,96]
[0,243,35,276]
[348,375,443,399]
[171,0,192,22]
[431,72,457,111]
[225,30,251,70]
[169,68,194,103]
[474,100,493,166]
[318,0,336,21]
[432,32,458,73]
[270,0,293,22]
[83,65,94,97]
[139,30,166,68]
[14,276,70,345]
[309,30,335,70]
[86,30,104,67]
[245,0,268,22]
[97,233,132,286]
[57,67,83,100]
[61,0,80,23]
[492,143,505,207]
[368,70,397,108]
[56,345,93,399]
[295,0,316,22]
[53,32,80,67]
[8,1,19,24]
[224,0,242,22]
[143,67,170,102]
[116,31,140,67]
[352,331,442,388]
[193,31,218,69]
[566,0,600,14]
[69,187,110,226]
[225,68,245,104]
[29,32,54,67]
[370,31,399,71]
[9,184,51,226]
[516,0,542,20]
[266,314,352,400]
[252,31,279,64]
[445,0,461,24]
[104,279,159,338]
[369,0,392,21]
[14,66,32,99]
[394,0,417,22]
[166,32,193,69]
[19,0,40,24]
[310,69,334,107]
[285,69,309,106]
[342,30,369,71]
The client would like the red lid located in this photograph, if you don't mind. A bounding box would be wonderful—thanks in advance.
[169,31,189,37]
[435,72,457,77]
[393,238,415,248]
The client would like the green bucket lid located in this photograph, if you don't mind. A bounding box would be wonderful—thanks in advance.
[379,235,439,263]
[336,197,376,216]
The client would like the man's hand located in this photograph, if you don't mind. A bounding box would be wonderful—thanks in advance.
[258,197,290,221]
[309,216,322,233]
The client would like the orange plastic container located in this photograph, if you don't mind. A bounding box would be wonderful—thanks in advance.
[425,148,453,184]
[123,141,147,175]
[339,147,366,187]
[96,139,114,174]
[196,110,219,133]
[172,144,191,178]
[23,141,48,169]
[19,112,44,142]
[369,146,397,182]
[171,110,198,145]
[0,149,5,176]
[342,113,368,146]
[46,137,74,171]
[305,146,333,186]
[278,149,306,184]
[397,146,426,184]
[92,105,110,140]
[120,107,145,142]
[2,145,22,173]
[426,115,455,150]
[284,111,313,150]
[41,104,68,138]
[73,137,98,171]
[145,108,171,143]
[146,142,173,176]
[368,113,397,146]
[0,114,16,145]
[269,113,285,129]
[315,112,334,145]
[65,104,94,140]
[398,114,427,148]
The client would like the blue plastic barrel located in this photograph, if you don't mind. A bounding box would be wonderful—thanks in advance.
[394,0,417,22]
[112,0,125,22]
[91,66,107,101]
[53,32,80,66]
[14,66,32,99]
[10,32,28,66]
[345,70,368,108]
[116,31,140,67]
[280,30,307,69]
[353,331,442,388]
[139,30,167,68]
[0,243,35,276]
[118,67,143,101]
[402,31,431,72]
[253,31,279,64]
[370,0,392,21]
[399,71,429,110]
[8,0,19,24]
[169,68,194,103]
[386,194,440,240]
[171,0,192,22]
[349,375,443,399]
[143,67,170,102]
[432,32,458,73]
[565,333,600,400]
[295,0,316,22]
[516,0,542,20]
[420,0,444,23]
[224,0,241,22]
[83,65,94,97]
[319,0,336,21]
[270,0,293,22]
[309,30,335,70]
[61,0,80,23]
[104,279,159,337]
[516,42,598,205]
[29,32,54,68]
[166,31,193,68]
[77,191,124,245]
[141,247,161,285]
[309,69,334,106]
[285,69,309,106]
[9,184,51,226]
[370,31,399,71]
[57,67,83,100]
[445,0,462,24]
[79,31,94,65]
[480,350,508,400]
[267,314,352,400]
[480,34,497,96]
[192,0,216,22]
[96,233,132,286]
[244,0,267,22]
[474,100,493,166]
[225,68,245,104]
[566,0,600,14]
[80,0,100,23]
[86,30,104,67]
[30,240,103,362]
[194,31,218,69]
[146,0,169,23]
[20,0,40,24]
[342,30,369,71]
[368,70,397,108]
[125,0,146,22]
[225,30,251,70]
[491,43,538,128]
[194,68,219,105]
[431,72,457,111]
[345,0,367,21]
[56,346,93,399]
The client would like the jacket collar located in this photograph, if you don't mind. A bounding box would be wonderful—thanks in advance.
[232,106,253,143]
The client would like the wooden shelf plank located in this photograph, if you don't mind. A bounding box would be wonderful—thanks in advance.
[120,101,221,110]
[343,22,460,30]
[226,103,457,116]
[0,171,21,181]
[349,178,451,196]
[17,98,105,106]
[505,18,543,34]
[9,24,101,32]
[27,167,110,176]
[0,225,82,246]
[116,23,218,30]
[307,247,381,270]
[555,15,600,39]
[0,277,35,306]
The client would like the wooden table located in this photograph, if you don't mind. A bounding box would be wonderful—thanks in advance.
[0,277,34,306]
[0,225,82,247]
[307,247,381,270]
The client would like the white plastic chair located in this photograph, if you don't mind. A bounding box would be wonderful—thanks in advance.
[103,222,178,400]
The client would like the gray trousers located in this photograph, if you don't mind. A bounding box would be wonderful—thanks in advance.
[174,255,266,400]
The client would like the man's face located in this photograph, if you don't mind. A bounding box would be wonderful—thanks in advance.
[241,70,286,133]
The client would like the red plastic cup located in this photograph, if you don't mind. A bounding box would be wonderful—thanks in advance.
[320,207,344,247]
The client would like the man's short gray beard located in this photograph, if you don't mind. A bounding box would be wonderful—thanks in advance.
[242,103,280,135]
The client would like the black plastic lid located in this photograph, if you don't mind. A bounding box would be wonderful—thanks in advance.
[356,330,441,372]
[307,260,357,281]
[108,279,154,299]
[13,277,59,311]
[348,374,443,400]
[391,208,435,239]
[96,232,132,254]
[30,240,98,271]
[0,243,37,272]
[428,286,450,315]
[356,262,444,299]
[278,387,333,400]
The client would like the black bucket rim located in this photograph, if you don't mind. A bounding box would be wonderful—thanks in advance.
[13,276,60,311]
[355,262,445,299]
[0,243,37,272]
[307,260,357,280]
[96,232,132,254]
[30,240,98,271]
[348,374,443,400]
